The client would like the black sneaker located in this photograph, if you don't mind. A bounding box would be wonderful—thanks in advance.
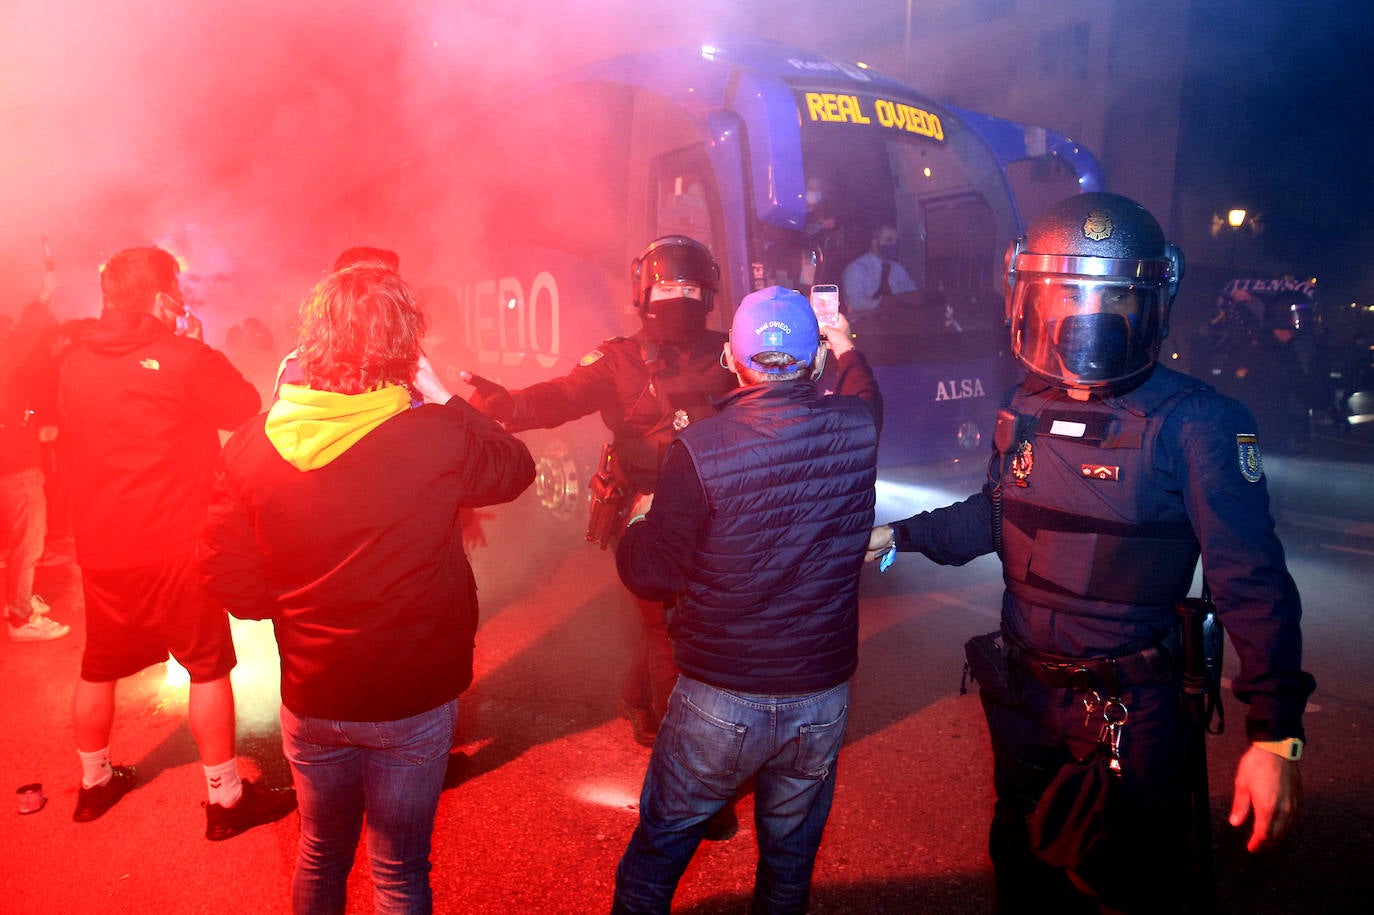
[74,765,137,822]
[204,779,297,841]
[618,699,659,748]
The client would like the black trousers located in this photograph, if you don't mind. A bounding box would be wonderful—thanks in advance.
[981,672,1194,914]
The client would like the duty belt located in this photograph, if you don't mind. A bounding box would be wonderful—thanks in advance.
[1011,641,1177,694]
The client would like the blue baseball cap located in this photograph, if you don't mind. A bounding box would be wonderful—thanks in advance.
[730,286,820,373]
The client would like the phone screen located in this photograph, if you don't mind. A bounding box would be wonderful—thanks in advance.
[810,284,840,328]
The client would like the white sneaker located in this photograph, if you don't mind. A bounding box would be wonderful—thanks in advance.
[29,594,52,617]
[8,614,71,641]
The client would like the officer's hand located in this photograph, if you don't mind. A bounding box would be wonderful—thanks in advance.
[1230,745,1302,852]
[460,371,515,423]
[820,314,855,357]
[864,524,895,562]
[412,355,452,405]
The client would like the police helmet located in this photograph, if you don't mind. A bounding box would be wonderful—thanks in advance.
[1005,192,1182,393]
[630,236,720,312]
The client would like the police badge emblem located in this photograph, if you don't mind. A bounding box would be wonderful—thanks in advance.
[1236,433,1263,482]
[1082,210,1114,242]
[1011,440,1033,486]
[672,409,690,430]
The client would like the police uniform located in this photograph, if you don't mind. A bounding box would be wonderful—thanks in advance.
[889,364,1314,911]
[881,191,1315,912]
[501,330,733,491]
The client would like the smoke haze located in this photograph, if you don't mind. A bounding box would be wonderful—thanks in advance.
[0,1,822,331]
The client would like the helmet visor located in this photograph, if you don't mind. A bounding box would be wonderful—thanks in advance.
[1011,277,1165,388]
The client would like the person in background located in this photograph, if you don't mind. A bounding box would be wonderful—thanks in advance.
[611,287,882,914]
[841,223,917,315]
[200,264,534,913]
[2,259,70,642]
[866,193,1314,913]
[59,245,295,836]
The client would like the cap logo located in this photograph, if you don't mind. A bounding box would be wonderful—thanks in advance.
[1082,210,1114,242]
[755,319,792,348]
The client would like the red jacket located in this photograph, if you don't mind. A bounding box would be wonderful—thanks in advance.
[199,391,534,721]
[59,310,260,570]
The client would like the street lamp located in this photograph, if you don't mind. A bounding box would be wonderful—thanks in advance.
[1227,208,1247,229]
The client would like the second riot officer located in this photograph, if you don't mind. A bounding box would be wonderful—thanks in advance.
[866,193,1314,913]
[465,235,736,748]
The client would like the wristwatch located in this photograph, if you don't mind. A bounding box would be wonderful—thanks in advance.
[1252,737,1304,761]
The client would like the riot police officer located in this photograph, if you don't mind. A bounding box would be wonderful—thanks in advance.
[465,236,736,748]
[865,193,1314,912]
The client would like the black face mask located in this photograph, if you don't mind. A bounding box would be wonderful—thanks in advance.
[642,297,707,344]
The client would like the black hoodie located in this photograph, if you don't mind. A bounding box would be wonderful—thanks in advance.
[58,309,260,570]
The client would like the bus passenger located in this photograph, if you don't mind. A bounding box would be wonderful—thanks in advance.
[841,223,917,314]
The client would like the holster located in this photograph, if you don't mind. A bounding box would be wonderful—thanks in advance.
[962,629,1024,708]
[586,443,634,550]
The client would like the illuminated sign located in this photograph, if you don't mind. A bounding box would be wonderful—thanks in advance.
[802,92,945,141]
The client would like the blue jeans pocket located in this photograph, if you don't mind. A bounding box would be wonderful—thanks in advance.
[793,703,849,777]
[670,691,747,787]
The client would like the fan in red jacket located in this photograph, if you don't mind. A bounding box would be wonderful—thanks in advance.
[200,263,534,913]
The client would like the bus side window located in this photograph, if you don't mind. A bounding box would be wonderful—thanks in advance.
[657,174,713,247]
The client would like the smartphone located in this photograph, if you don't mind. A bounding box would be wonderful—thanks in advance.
[810,284,840,328]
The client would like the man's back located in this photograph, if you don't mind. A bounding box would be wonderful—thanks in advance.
[60,309,259,569]
[674,380,877,692]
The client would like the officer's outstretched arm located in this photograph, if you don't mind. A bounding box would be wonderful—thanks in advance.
[1229,745,1301,852]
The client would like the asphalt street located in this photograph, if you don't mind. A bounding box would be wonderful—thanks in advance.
[2,475,1372,913]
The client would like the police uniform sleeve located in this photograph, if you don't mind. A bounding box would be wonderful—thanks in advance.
[1170,392,1315,741]
[505,344,621,431]
[889,486,996,566]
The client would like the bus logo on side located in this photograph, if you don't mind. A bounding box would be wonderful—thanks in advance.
[935,378,987,401]
[454,271,561,370]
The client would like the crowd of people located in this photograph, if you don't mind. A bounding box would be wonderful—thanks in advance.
[0,190,1313,914]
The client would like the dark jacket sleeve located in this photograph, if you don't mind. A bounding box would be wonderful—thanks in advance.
[505,351,619,432]
[616,441,706,600]
[1170,393,1314,741]
[442,395,536,506]
[186,341,262,431]
[199,434,273,620]
[889,486,996,566]
[831,348,883,436]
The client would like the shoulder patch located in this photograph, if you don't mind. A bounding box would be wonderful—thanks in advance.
[580,349,606,367]
[1236,433,1263,483]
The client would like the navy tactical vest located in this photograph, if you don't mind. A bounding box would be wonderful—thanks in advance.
[671,381,878,693]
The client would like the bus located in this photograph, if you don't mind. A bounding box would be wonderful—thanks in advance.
[341,37,1102,538]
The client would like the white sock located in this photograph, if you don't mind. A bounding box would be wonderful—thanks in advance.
[79,747,113,789]
[204,759,243,808]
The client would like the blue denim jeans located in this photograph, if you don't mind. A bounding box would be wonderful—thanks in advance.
[1,468,46,622]
[613,676,850,915]
[280,699,456,915]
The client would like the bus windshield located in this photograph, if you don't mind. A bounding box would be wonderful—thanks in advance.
[760,88,1023,365]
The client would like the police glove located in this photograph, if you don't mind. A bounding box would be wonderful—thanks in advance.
[461,372,516,423]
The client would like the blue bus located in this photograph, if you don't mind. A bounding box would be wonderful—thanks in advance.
[346,37,1101,531]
